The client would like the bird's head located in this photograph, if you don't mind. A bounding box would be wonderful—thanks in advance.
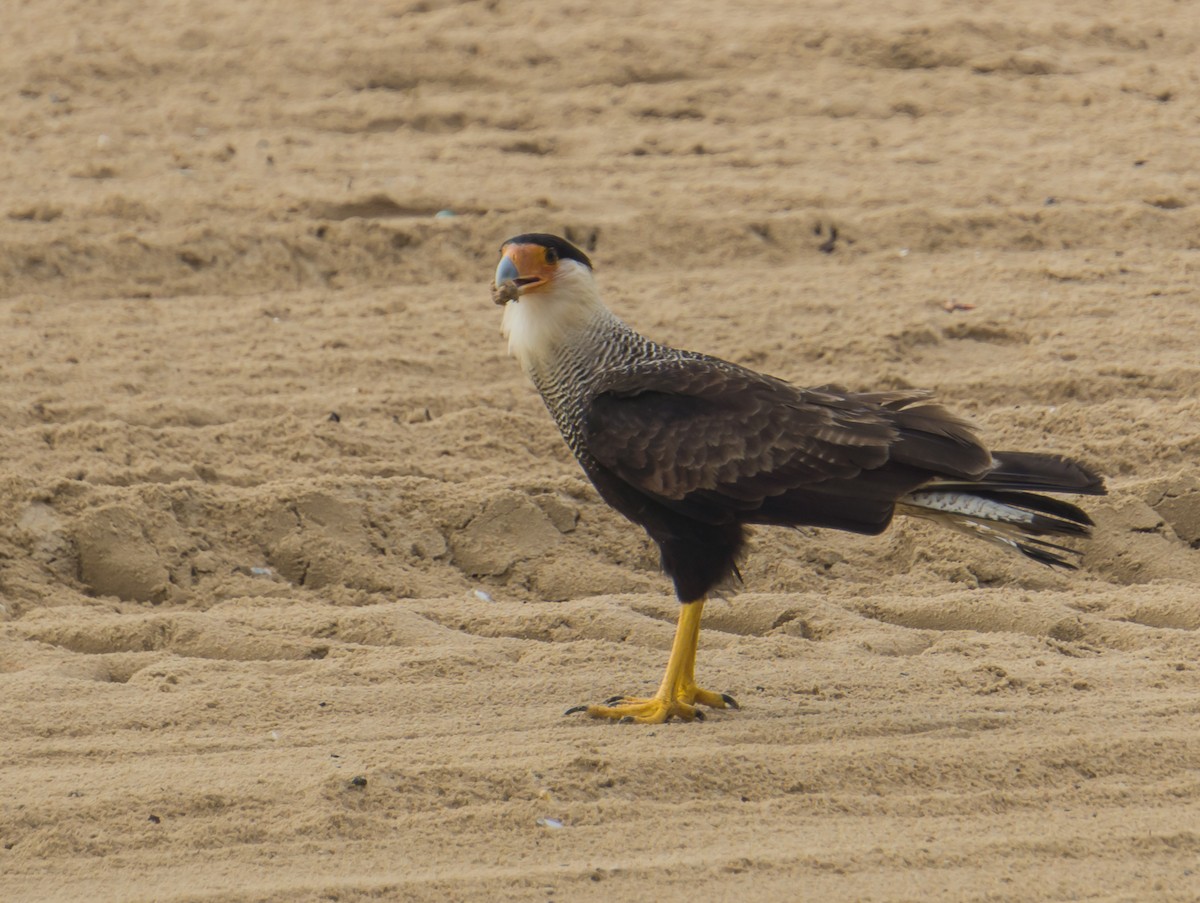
[492,233,594,304]
[493,233,606,372]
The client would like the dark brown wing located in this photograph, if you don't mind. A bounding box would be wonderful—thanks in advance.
[582,356,993,525]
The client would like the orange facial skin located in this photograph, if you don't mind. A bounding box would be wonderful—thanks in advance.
[493,242,560,302]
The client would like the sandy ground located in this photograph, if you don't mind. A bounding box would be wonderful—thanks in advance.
[2,0,1200,900]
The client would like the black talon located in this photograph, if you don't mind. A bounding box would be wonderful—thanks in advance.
[693,709,706,721]
[722,693,740,710]
[618,716,635,724]
[603,695,627,705]
[564,705,589,716]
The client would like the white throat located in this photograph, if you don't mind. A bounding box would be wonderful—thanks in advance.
[500,263,607,375]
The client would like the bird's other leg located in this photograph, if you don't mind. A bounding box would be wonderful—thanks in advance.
[566,599,739,724]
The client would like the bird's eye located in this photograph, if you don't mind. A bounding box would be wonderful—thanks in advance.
[544,247,559,264]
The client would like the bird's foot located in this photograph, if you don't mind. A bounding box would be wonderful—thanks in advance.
[566,685,738,724]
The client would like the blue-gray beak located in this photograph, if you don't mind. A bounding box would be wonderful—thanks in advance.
[495,256,520,286]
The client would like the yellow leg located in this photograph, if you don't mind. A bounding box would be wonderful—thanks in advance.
[566,599,739,724]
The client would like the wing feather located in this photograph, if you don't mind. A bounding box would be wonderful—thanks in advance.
[582,357,991,515]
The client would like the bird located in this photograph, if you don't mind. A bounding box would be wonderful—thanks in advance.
[491,232,1106,724]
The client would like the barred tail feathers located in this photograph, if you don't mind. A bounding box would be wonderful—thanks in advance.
[898,452,1105,569]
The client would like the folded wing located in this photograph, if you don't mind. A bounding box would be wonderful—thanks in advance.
[582,356,995,532]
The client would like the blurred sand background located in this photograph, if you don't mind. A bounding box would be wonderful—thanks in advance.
[2,0,1200,900]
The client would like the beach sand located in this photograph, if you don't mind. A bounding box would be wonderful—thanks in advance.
[2,1,1199,899]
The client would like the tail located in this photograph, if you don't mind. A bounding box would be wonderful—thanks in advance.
[898,452,1107,569]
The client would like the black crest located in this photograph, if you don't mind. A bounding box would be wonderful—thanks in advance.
[502,233,593,270]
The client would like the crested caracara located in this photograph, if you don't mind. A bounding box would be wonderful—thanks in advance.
[492,233,1105,724]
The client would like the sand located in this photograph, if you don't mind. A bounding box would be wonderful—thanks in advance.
[2,0,1199,900]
